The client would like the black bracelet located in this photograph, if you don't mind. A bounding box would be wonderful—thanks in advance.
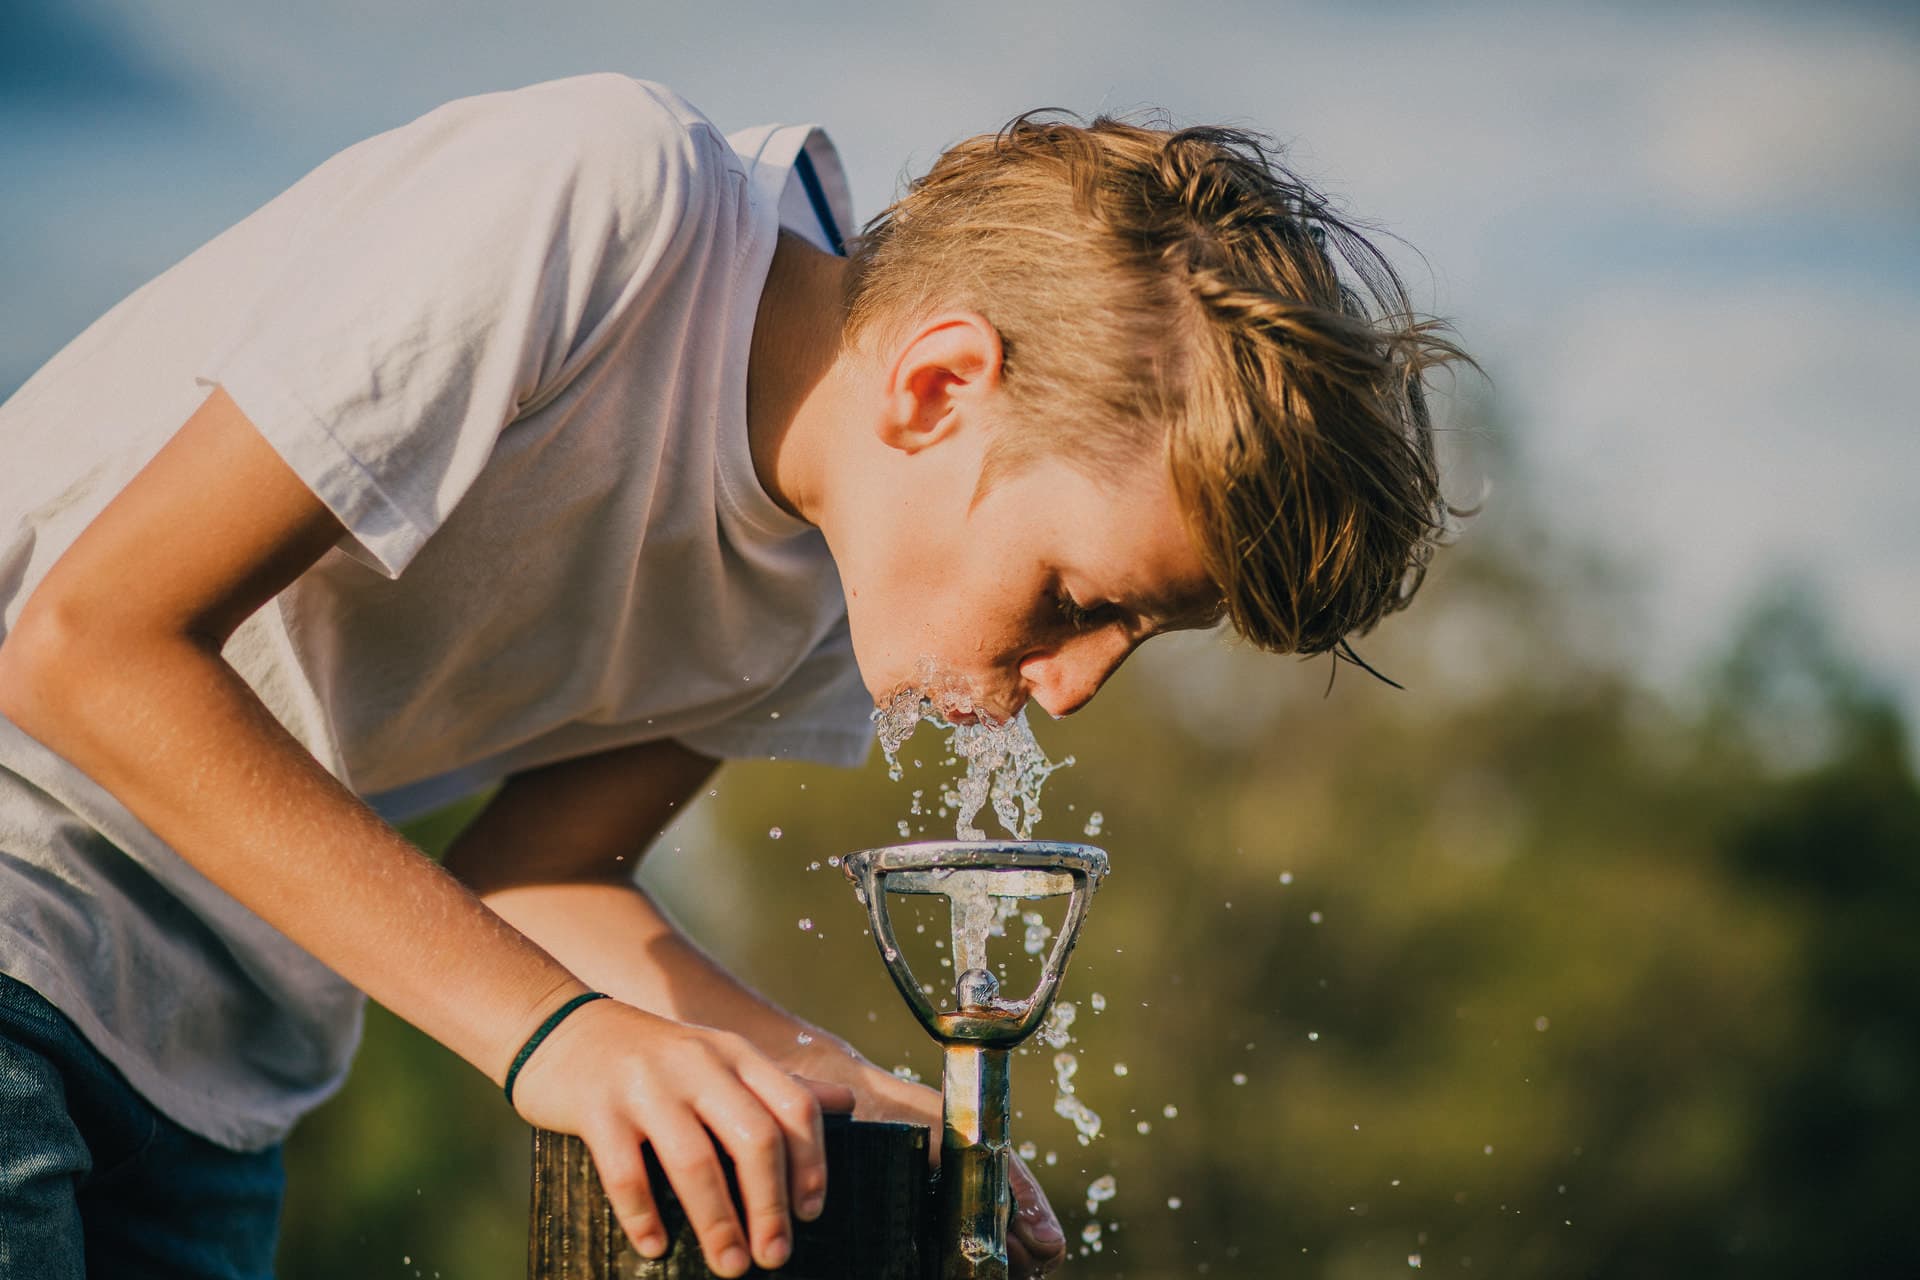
[504,991,609,1107]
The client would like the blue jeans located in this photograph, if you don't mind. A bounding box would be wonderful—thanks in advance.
[0,972,284,1278]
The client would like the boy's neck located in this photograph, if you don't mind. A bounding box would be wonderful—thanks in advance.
[746,231,855,527]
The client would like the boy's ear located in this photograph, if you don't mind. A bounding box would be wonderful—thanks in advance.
[877,312,1004,454]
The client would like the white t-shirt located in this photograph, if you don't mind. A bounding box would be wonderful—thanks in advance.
[0,74,873,1150]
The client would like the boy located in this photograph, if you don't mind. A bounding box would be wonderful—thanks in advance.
[0,73,1466,1278]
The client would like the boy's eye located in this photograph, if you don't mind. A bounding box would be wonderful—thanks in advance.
[1055,590,1098,631]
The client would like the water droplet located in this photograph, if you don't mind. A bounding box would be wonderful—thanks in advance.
[1082,811,1104,837]
[1089,991,1107,1012]
[1044,1150,1058,1166]
[1483,1144,1494,1155]
[807,860,820,870]
[1039,1000,1077,1049]
[769,710,781,719]
[1085,1174,1117,1210]
[1080,1221,1103,1247]
[891,1064,920,1083]
[1408,1254,1422,1269]
[1017,1140,1038,1161]
[1232,1072,1248,1086]
[1167,1196,1183,1210]
[1279,871,1293,885]
[1162,1104,1179,1119]
[1112,1062,1129,1077]
[1308,1031,1320,1041]
[795,1032,814,1046]
[1534,1016,1551,1031]
[797,918,814,931]
[1136,1120,1152,1134]
[897,819,912,838]
[768,826,783,840]
[827,855,840,867]
[1309,910,1324,924]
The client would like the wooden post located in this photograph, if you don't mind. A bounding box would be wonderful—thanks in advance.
[529,1116,934,1279]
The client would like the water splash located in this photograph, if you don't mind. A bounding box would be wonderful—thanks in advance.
[1050,1048,1102,1143]
[1021,910,1053,956]
[1039,1000,1077,1049]
[1084,1174,1117,1215]
[873,668,1072,840]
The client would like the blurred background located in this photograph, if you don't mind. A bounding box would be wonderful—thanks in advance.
[5,2,1916,1276]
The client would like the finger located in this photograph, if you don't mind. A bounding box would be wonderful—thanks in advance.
[696,1084,795,1271]
[1009,1157,1065,1267]
[749,1067,832,1221]
[582,1127,667,1260]
[1010,1221,1065,1277]
[1009,1232,1039,1278]
[796,1075,857,1115]
[649,1116,755,1278]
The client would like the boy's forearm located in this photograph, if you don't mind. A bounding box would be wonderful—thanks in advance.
[481,878,824,1063]
[0,624,581,1083]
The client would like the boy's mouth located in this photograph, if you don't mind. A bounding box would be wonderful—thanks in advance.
[876,661,1008,727]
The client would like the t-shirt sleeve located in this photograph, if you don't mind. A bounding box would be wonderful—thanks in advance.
[198,75,726,577]
[675,617,876,769]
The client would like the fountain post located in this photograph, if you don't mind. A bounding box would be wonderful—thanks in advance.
[527,839,1105,1280]
[842,840,1108,1280]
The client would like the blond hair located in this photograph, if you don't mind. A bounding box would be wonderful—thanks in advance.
[844,111,1478,663]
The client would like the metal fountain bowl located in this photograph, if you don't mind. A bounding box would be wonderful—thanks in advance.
[841,840,1109,1050]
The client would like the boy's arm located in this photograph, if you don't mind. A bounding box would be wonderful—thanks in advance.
[0,387,836,1279]
[443,740,1068,1275]
[441,739,928,1098]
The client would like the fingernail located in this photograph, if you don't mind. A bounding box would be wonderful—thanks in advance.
[637,1231,666,1258]
[763,1236,792,1268]
[720,1245,750,1275]
[800,1192,826,1220]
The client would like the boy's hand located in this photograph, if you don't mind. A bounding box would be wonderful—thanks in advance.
[788,1036,1067,1276]
[508,995,855,1278]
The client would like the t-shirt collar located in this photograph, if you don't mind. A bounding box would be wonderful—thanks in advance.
[717,122,855,541]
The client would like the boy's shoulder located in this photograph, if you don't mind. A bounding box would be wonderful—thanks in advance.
[395,73,738,201]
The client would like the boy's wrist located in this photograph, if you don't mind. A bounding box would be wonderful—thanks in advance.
[503,990,609,1105]
[494,975,598,1090]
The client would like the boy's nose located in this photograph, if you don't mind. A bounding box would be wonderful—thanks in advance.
[1021,631,1136,719]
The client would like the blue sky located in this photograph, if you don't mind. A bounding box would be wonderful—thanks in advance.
[5,0,1916,725]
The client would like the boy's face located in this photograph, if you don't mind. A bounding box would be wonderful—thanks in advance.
[836,442,1220,725]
